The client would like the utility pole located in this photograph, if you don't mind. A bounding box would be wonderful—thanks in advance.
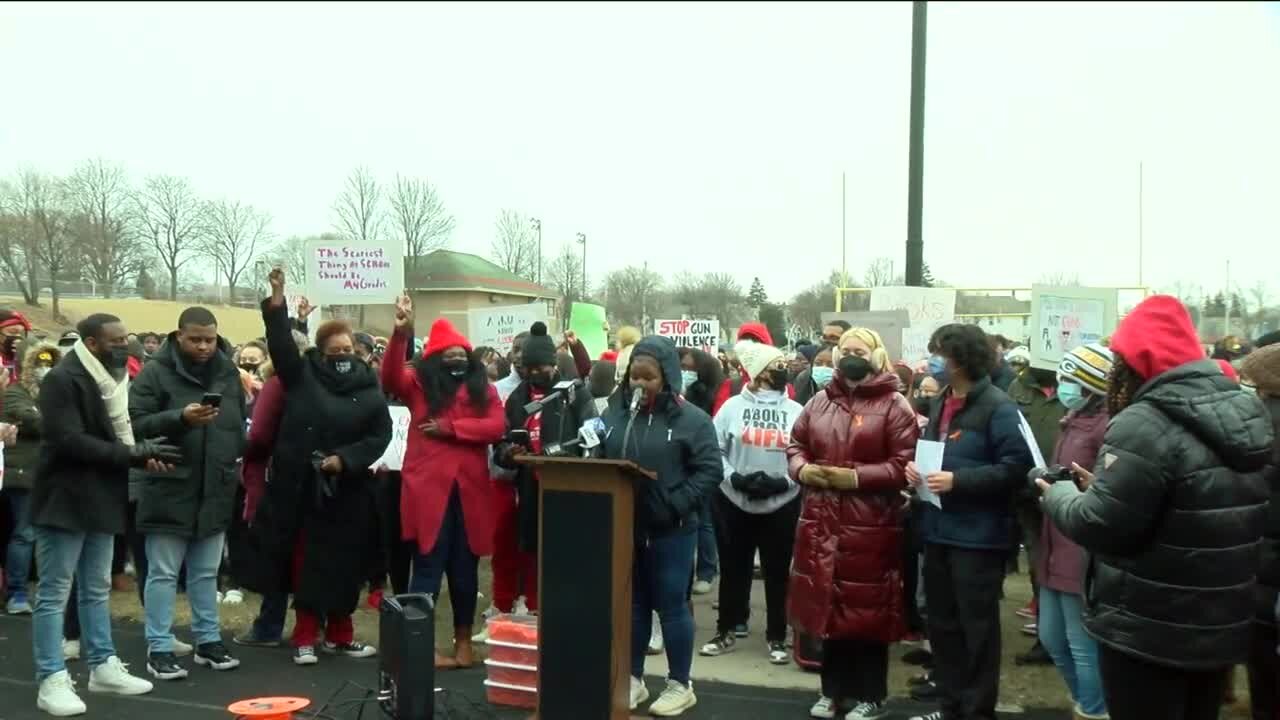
[532,218,543,285]
[1137,163,1144,287]
[841,171,847,288]
[1224,259,1232,333]
[904,0,928,287]
[577,233,587,300]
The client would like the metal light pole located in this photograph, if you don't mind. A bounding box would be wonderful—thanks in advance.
[904,0,928,287]
[576,233,587,298]
[531,218,543,285]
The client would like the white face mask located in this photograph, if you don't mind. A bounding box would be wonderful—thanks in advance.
[34,366,51,382]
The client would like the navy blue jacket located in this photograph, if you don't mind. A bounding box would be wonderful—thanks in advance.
[917,378,1033,550]
[601,336,721,538]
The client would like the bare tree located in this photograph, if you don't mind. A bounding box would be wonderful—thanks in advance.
[490,209,538,280]
[268,234,325,285]
[862,257,898,287]
[700,272,747,330]
[604,264,664,329]
[17,171,76,318]
[788,271,842,337]
[201,199,273,302]
[545,243,587,324]
[1037,271,1081,287]
[133,175,207,300]
[333,167,384,245]
[0,206,37,305]
[66,158,140,298]
[389,174,453,271]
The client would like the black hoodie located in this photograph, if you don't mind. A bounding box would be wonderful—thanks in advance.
[600,335,721,536]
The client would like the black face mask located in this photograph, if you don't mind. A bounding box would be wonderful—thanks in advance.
[442,360,468,378]
[2,336,17,355]
[240,363,261,374]
[528,372,555,391]
[838,355,872,382]
[912,396,933,415]
[766,368,789,391]
[95,346,130,371]
[327,354,358,375]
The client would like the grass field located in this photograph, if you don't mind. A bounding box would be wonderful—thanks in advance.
[105,561,1257,715]
[1,297,267,344]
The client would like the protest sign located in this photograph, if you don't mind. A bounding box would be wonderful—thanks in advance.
[304,239,403,306]
[820,310,909,362]
[656,318,721,352]
[372,406,413,472]
[1029,285,1117,371]
[870,287,957,364]
[467,304,548,355]
[569,303,610,359]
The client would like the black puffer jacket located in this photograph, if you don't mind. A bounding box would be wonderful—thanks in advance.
[600,335,721,538]
[1043,360,1273,669]
[129,334,247,539]
[1257,395,1280,627]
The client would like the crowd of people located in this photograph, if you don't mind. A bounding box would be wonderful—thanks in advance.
[0,287,1277,720]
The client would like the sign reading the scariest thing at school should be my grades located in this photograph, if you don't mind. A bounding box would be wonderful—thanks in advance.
[304,239,403,306]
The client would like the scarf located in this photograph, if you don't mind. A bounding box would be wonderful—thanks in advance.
[72,340,135,446]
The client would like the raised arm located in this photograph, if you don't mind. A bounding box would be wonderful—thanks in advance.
[263,268,304,389]
[380,292,419,402]
[566,333,591,379]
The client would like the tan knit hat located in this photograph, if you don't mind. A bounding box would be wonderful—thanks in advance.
[1241,343,1280,396]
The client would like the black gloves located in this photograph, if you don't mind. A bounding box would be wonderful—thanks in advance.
[129,437,182,467]
[730,471,791,500]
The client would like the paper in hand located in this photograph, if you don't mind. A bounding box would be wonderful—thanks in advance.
[1017,412,1047,469]
[914,439,945,509]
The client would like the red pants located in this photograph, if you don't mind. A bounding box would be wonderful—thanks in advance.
[490,482,538,612]
[289,531,355,648]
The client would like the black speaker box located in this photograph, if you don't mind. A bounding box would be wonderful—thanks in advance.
[378,593,436,720]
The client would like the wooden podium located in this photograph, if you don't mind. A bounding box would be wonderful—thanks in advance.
[515,456,653,720]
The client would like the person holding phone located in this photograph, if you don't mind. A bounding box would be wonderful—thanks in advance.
[129,307,248,680]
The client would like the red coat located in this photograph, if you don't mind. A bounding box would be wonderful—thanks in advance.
[786,372,918,642]
[382,331,507,557]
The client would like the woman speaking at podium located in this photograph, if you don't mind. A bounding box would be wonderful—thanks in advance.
[600,335,721,718]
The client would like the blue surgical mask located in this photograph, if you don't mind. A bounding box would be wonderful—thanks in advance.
[680,370,699,393]
[1057,380,1089,411]
[927,355,950,385]
[811,366,835,388]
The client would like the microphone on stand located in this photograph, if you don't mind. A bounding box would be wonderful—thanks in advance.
[621,387,644,459]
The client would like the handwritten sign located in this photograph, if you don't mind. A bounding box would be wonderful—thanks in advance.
[655,318,721,352]
[468,304,548,355]
[568,303,610,359]
[870,287,957,364]
[1029,286,1118,371]
[372,406,413,472]
[304,239,403,306]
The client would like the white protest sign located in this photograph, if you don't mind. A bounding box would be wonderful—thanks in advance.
[1029,286,1117,371]
[468,304,549,355]
[869,287,957,364]
[372,406,413,472]
[655,318,721,352]
[304,239,403,306]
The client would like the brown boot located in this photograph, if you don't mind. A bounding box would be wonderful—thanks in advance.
[454,626,475,668]
[434,651,459,670]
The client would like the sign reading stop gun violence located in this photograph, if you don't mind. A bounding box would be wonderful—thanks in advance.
[304,239,403,306]
[656,319,721,352]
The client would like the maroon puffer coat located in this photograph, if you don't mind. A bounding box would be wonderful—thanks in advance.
[1036,406,1108,595]
[787,371,919,642]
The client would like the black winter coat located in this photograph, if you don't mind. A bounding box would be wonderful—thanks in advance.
[241,300,392,616]
[1043,360,1273,669]
[495,380,598,552]
[129,334,247,539]
[30,351,133,535]
[600,336,721,538]
[1256,395,1280,628]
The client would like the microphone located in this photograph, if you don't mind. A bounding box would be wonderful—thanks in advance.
[545,418,606,457]
[629,386,643,414]
[622,387,643,460]
[523,379,585,416]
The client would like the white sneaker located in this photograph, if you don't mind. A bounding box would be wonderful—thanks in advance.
[62,639,81,662]
[37,671,87,717]
[172,638,193,657]
[845,701,888,720]
[649,679,696,717]
[472,605,501,642]
[647,615,664,655]
[629,675,649,711]
[87,656,153,696]
[810,695,837,719]
[691,580,713,595]
[221,589,245,605]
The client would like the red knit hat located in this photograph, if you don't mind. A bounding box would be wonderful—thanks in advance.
[599,350,618,363]
[422,318,472,357]
[737,322,773,345]
[1110,295,1204,381]
[0,310,32,332]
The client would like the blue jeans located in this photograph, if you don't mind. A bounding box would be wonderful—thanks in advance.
[409,487,479,628]
[32,527,116,680]
[4,490,34,598]
[1039,587,1106,716]
[252,591,289,640]
[631,529,697,685]
[144,532,225,652]
[695,510,718,583]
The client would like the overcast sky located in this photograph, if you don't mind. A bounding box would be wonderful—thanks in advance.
[2,1,1278,302]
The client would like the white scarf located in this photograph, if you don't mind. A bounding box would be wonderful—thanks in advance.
[72,340,135,446]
